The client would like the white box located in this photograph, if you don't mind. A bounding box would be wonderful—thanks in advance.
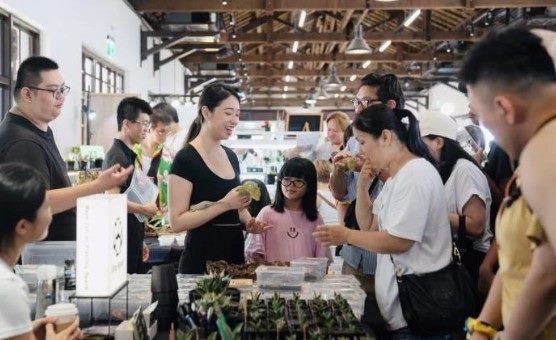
[76,194,127,296]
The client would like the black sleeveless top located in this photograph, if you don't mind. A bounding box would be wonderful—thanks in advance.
[170,144,244,273]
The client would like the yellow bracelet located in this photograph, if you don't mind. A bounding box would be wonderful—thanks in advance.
[466,318,497,339]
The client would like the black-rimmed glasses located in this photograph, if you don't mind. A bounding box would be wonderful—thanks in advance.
[280,177,306,188]
[25,85,70,99]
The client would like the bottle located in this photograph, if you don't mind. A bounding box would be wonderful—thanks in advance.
[36,265,58,318]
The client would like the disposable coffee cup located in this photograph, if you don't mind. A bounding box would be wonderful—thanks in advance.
[45,303,78,332]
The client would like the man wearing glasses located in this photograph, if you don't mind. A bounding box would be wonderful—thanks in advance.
[103,97,159,274]
[0,56,132,241]
[329,73,405,335]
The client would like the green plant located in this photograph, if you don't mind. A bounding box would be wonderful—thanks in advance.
[269,292,285,315]
[308,327,324,340]
[196,271,231,295]
[176,328,197,340]
[273,317,286,339]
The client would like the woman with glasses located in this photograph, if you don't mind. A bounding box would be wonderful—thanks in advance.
[133,110,174,212]
[168,84,270,274]
[245,157,331,262]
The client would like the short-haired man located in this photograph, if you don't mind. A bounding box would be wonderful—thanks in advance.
[104,97,158,274]
[0,56,131,241]
[461,27,556,340]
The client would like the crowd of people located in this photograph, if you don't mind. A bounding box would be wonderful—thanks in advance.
[0,26,555,340]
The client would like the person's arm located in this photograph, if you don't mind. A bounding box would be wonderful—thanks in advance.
[448,195,487,238]
[4,141,132,214]
[329,164,348,200]
[355,161,375,230]
[168,174,238,233]
[478,241,499,297]
[313,226,414,254]
[470,273,503,340]
[503,242,556,340]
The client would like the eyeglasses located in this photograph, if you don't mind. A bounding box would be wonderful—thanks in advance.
[134,120,151,128]
[280,177,306,188]
[25,85,70,99]
[351,97,382,109]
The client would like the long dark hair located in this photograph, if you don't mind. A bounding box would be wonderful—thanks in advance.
[0,163,47,248]
[353,104,437,167]
[241,178,272,218]
[185,83,241,145]
[425,135,482,184]
[272,157,319,222]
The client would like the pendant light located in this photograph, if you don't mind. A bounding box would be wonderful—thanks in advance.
[346,24,372,55]
[315,79,329,100]
[324,65,342,89]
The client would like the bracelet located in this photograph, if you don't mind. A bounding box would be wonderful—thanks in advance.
[465,318,497,339]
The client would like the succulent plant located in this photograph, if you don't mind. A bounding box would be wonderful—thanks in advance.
[196,271,231,295]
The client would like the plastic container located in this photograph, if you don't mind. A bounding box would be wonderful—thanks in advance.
[21,241,76,268]
[290,257,328,281]
[255,265,304,289]
[45,303,78,332]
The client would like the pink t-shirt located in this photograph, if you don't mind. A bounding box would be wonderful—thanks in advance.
[245,206,331,262]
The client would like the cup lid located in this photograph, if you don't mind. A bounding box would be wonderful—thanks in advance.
[45,303,78,317]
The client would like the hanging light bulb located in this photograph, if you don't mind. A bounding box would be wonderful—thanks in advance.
[379,40,392,52]
[346,24,372,55]
[362,60,371,69]
[324,65,342,89]
[350,74,357,82]
[316,80,329,100]
[292,41,299,53]
[305,92,317,105]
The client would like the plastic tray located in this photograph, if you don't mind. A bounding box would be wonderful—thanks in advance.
[290,257,328,281]
[255,265,305,289]
[21,241,76,268]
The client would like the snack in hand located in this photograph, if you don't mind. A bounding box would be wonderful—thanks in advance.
[341,156,357,172]
[238,181,261,201]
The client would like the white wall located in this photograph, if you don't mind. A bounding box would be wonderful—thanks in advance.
[0,0,186,155]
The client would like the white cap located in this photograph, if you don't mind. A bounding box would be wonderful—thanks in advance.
[418,110,458,140]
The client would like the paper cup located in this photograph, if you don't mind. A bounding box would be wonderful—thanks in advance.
[45,303,78,332]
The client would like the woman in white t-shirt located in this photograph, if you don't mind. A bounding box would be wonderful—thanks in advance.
[419,110,492,288]
[0,163,80,340]
[314,104,453,338]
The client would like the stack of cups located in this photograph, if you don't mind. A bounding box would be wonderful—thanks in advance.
[45,303,79,332]
[151,264,178,332]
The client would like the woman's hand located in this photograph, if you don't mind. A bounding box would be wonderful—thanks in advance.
[357,159,376,187]
[142,242,150,262]
[313,225,351,246]
[33,317,57,340]
[220,187,251,210]
[45,318,81,340]
[245,218,272,234]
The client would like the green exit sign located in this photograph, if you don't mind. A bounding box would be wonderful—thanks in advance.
[107,35,116,58]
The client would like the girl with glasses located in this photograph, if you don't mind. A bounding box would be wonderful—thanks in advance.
[245,157,331,262]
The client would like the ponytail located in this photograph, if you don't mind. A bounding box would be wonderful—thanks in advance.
[353,104,438,167]
[392,108,438,167]
[184,116,202,146]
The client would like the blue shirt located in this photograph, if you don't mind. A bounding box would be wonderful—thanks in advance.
[339,136,380,275]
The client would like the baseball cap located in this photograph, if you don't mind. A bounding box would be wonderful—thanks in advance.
[418,110,458,140]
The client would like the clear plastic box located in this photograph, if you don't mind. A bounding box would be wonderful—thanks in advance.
[290,257,328,281]
[21,241,76,268]
[255,265,305,289]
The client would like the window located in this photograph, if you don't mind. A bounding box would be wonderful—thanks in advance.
[0,12,39,118]
[81,51,124,94]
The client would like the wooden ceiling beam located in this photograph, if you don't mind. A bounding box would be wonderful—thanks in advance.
[220,30,478,43]
[131,0,556,12]
[243,67,423,78]
[181,51,457,64]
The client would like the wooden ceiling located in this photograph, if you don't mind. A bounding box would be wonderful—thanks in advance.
[131,0,556,108]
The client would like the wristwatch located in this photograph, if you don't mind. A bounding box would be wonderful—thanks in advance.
[465,318,497,339]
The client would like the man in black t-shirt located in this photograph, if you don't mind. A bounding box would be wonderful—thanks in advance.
[0,56,132,241]
[104,97,158,274]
